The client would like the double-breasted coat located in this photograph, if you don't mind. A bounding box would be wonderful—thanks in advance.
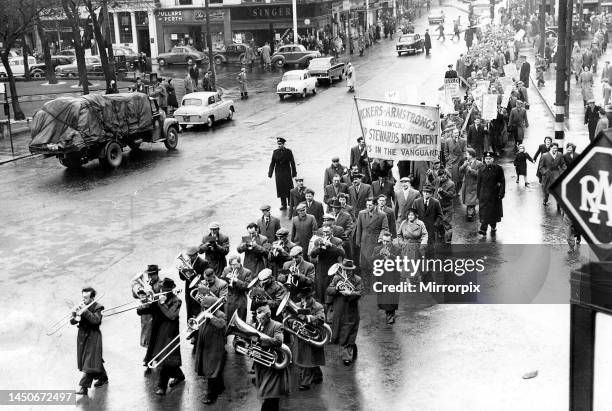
[327,273,363,346]
[459,159,483,206]
[237,234,269,276]
[268,148,297,199]
[538,152,566,195]
[219,266,253,321]
[70,302,105,373]
[195,310,227,378]
[476,163,505,224]
[289,298,326,367]
[137,295,182,368]
[254,319,291,399]
[355,209,389,263]
[309,235,345,304]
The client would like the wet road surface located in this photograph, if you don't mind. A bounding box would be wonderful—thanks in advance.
[0,4,606,411]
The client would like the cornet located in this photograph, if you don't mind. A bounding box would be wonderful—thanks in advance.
[284,263,299,288]
[102,289,182,317]
[46,292,105,336]
[176,252,201,288]
[226,268,239,286]
[190,287,217,304]
[270,240,285,257]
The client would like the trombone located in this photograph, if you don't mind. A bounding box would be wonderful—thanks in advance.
[46,292,106,336]
[147,296,226,369]
[102,289,182,317]
[176,252,201,288]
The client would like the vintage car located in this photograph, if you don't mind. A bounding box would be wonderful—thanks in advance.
[396,33,425,56]
[213,43,249,65]
[55,56,101,78]
[428,10,445,25]
[276,70,318,100]
[271,44,321,68]
[307,57,345,83]
[156,45,208,66]
[174,91,235,130]
[113,46,140,69]
[0,56,38,77]
[29,93,179,169]
[29,56,75,78]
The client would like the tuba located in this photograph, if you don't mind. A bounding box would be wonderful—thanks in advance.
[328,264,355,293]
[225,311,292,369]
[176,252,201,288]
[276,293,332,347]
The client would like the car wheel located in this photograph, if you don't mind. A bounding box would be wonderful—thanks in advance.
[101,141,123,168]
[275,59,285,68]
[158,58,166,66]
[206,116,214,128]
[186,57,194,65]
[279,94,284,100]
[301,89,307,99]
[227,108,234,120]
[214,56,223,65]
[164,127,178,150]
[32,71,44,78]
[180,124,188,131]
[68,72,76,78]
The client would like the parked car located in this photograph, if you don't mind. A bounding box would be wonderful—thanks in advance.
[157,46,207,66]
[307,57,345,83]
[0,56,38,77]
[57,49,76,57]
[113,46,139,69]
[271,44,321,68]
[428,11,445,25]
[276,70,318,100]
[55,56,101,78]
[29,56,75,78]
[174,91,235,130]
[29,93,179,169]
[213,43,248,65]
[396,33,425,56]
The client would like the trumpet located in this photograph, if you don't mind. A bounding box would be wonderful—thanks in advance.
[46,292,106,336]
[190,287,217,304]
[284,263,299,288]
[226,268,239,285]
[270,240,285,257]
[176,252,201,288]
[275,293,332,347]
[225,311,292,369]
[102,289,182,317]
[147,297,226,369]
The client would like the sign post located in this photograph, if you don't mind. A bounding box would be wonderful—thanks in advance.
[550,130,612,411]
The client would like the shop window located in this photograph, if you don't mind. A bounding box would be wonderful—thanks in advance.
[177,0,192,4]
[118,12,132,44]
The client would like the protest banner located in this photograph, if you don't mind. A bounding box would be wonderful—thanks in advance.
[354,98,441,161]
[472,80,490,110]
[500,85,513,107]
[482,94,498,120]
[444,78,462,99]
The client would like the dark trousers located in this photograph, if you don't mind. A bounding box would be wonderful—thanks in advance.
[261,398,280,411]
[79,365,107,388]
[479,222,497,232]
[299,366,323,386]
[207,375,225,398]
[157,365,184,391]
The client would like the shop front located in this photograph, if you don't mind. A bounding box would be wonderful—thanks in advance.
[155,8,228,54]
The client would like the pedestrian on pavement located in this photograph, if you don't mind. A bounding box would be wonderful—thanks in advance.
[189,62,199,90]
[202,71,213,92]
[476,152,505,237]
[106,79,118,94]
[245,43,257,71]
[571,42,582,82]
[519,56,530,88]
[183,72,194,95]
[579,66,595,106]
[513,144,534,187]
[508,100,529,148]
[459,148,482,222]
[133,77,146,93]
[424,29,432,55]
[538,142,566,207]
[584,99,601,141]
[166,79,178,113]
[261,42,272,71]
[563,142,580,166]
[436,22,445,41]
[345,62,356,92]
[452,20,461,41]
[412,184,443,245]
[237,68,248,99]
[152,78,168,114]
[604,78,612,107]
[268,137,297,211]
[594,107,609,140]
[72,286,108,396]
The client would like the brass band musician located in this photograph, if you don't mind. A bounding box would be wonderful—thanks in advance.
[279,246,315,300]
[137,278,185,395]
[194,296,227,405]
[219,256,253,321]
[309,225,345,310]
[267,228,295,278]
[199,222,230,276]
[327,259,363,366]
[249,268,287,322]
[237,222,269,276]
[73,287,108,396]
[131,264,162,349]
[373,231,401,324]
[179,247,209,327]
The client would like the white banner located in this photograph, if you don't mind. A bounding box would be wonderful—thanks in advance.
[482,94,498,120]
[500,85,513,108]
[354,98,441,161]
[472,80,490,111]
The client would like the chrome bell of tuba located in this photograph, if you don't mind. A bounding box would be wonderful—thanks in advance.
[176,252,201,288]
[225,311,292,369]
[275,293,332,347]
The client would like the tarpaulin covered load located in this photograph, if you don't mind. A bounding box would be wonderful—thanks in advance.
[29,92,153,152]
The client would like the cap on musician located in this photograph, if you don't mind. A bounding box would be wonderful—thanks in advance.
[289,246,303,260]
[186,246,199,257]
[276,227,290,239]
[296,285,314,300]
[208,222,221,232]
[161,278,176,291]
[323,213,335,222]
[146,264,160,279]
[257,268,273,284]
[340,258,356,271]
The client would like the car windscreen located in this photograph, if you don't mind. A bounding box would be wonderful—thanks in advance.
[399,36,415,42]
[309,60,330,68]
[182,98,203,106]
[282,74,302,81]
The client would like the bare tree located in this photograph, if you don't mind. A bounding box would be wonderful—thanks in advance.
[61,0,89,94]
[35,17,58,85]
[83,0,116,91]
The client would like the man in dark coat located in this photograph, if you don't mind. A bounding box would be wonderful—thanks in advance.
[444,64,458,78]
[290,286,326,390]
[73,287,107,396]
[563,142,580,166]
[467,117,487,159]
[268,137,297,210]
[323,174,350,209]
[538,143,566,206]
[519,56,530,88]
[268,228,296,279]
[371,176,396,208]
[309,225,345,309]
[373,232,402,324]
[137,278,185,395]
[189,62,199,89]
[257,205,281,245]
[348,173,374,217]
[349,137,372,183]
[330,200,355,258]
[412,185,443,245]
[131,265,163,349]
[279,245,316,299]
[435,169,456,243]
[304,188,325,227]
[477,152,505,237]
[354,198,389,287]
[584,99,601,142]
[237,223,269,277]
[376,194,397,238]
[179,247,209,327]
[219,256,253,321]
[323,156,348,188]
[199,222,230,276]
[251,269,288,323]
[327,259,363,366]
[291,203,318,258]
[194,295,227,405]
[288,177,307,219]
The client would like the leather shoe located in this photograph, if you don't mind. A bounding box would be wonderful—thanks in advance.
[299,385,310,391]
[203,395,217,405]
[154,388,166,395]
[75,387,88,396]
[169,376,185,388]
[93,378,108,388]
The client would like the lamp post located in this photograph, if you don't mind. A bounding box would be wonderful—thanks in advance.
[292,0,298,44]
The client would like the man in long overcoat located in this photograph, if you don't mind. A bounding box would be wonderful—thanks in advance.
[467,117,487,159]
[538,143,566,206]
[412,185,443,245]
[444,128,466,192]
[459,148,482,221]
[477,152,505,237]
[327,259,363,365]
[199,222,230,276]
[73,287,107,396]
[137,278,185,395]
[268,137,297,210]
[291,204,318,257]
[257,205,281,244]
[519,56,530,87]
[309,225,345,308]
[237,223,269,277]
[354,198,388,287]
[219,256,253,321]
[195,296,227,405]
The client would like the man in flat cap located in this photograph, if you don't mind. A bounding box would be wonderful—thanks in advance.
[323,174,350,211]
[180,247,209,326]
[394,176,421,225]
[348,172,373,218]
[257,205,281,244]
[477,151,505,237]
[412,184,442,245]
[323,156,348,188]
[288,177,307,219]
[268,137,297,211]
[280,246,315,297]
[268,228,296,278]
[237,223,269,277]
[199,222,230,277]
[291,203,318,259]
[309,223,345,309]
[354,197,389,287]
[349,137,371,183]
